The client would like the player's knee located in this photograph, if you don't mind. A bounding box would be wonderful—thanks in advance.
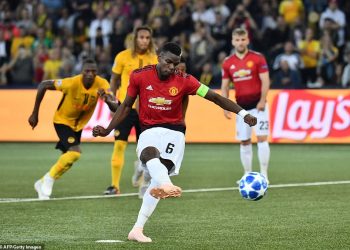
[241,139,251,146]
[140,147,160,164]
[68,151,81,162]
[257,136,268,143]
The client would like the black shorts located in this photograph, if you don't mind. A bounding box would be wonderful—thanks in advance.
[114,109,141,141]
[54,123,82,153]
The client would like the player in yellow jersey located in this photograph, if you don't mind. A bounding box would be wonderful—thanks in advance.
[104,26,158,197]
[28,58,118,200]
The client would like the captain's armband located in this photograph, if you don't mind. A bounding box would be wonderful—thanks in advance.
[196,84,209,97]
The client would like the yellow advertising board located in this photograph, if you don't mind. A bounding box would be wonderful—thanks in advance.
[0,89,349,143]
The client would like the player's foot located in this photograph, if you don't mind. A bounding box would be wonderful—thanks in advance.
[150,184,182,199]
[132,160,143,187]
[103,186,120,195]
[34,180,50,200]
[128,227,152,243]
[41,173,54,197]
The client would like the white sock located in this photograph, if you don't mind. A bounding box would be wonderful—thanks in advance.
[42,172,55,196]
[240,144,252,174]
[135,159,144,172]
[134,180,160,228]
[146,158,172,186]
[257,141,270,179]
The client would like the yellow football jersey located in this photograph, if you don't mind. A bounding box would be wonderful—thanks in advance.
[53,75,111,131]
[111,49,158,104]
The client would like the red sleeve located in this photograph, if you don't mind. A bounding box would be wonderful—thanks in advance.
[258,55,269,74]
[127,71,139,98]
[221,60,230,80]
[186,74,201,95]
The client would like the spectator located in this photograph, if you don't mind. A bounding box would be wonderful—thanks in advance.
[317,32,339,87]
[199,62,214,86]
[2,46,34,87]
[341,50,350,88]
[57,8,76,35]
[272,60,302,89]
[32,27,52,51]
[189,22,215,77]
[169,0,193,37]
[273,41,304,72]
[10,26,34,57]
[191,0,216,26]
[88,8,112,43]
[15,6,35,33]
[262,16,291,61]
[278,0,304,28]
[33,44,49,84]
[297,27,320,87]
[109,18,128,61]
[43,48,62,80]
[227,3,258,41]
[33,3,48,28]
[319,0,346,49]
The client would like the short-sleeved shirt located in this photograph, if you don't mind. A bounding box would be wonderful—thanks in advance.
[127,65,200,127]
[298,40,320,68]
[222,50,268,110]
[53,75,111,131]
[111,49,158,104]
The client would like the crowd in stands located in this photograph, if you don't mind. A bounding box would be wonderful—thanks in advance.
[0,0,349,89]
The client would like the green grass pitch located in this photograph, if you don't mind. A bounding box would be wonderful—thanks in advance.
[0,143,349,249]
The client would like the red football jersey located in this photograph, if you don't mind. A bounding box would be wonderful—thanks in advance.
[128,65,201,127]
[222,50,268,109]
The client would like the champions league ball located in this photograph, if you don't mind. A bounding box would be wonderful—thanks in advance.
[238,172,268,201]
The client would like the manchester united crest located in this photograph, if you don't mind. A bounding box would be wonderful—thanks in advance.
[169,87,178,96]
[246,61,254,68]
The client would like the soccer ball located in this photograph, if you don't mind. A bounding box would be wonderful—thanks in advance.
[238,172,268,201]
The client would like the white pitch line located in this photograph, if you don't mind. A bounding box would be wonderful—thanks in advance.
[0,180,349,204]
[96,240,124,243]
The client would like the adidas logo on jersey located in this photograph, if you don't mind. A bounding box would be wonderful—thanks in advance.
[146,85,153,90]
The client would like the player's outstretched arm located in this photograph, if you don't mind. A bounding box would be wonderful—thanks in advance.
[93,94,136,137]
[204,88,257,127]
[221,78,233,120]
[28,80,56,129]
[98,88,119,112]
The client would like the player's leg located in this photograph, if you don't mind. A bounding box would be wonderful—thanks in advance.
[128,179,159,243]
[255,106,270,183]
[35,124,82,199]
[137,128,184,198]
[138,166,151,199]
[105,113,133,195]
[236,114,253,175]
[128,128,185,242]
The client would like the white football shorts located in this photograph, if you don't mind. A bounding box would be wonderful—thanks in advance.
[236,105,270,141]
[136,127,185,176]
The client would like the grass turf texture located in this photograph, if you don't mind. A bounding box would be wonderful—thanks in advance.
[0,143,349,249]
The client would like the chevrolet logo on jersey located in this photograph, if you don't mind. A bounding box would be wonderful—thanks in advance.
[149,97,172,105]
[233,69,251,78]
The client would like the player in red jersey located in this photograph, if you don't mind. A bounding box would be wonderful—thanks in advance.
[221,28,271,184]
[93,42,257,243]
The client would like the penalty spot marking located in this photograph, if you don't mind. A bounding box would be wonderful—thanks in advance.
[96,240,124,243]
[0,180,350,204]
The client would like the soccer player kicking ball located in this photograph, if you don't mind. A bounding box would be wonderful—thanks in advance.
[221,28,271,184]
[92,43,257,243]
[28,58,118,200]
